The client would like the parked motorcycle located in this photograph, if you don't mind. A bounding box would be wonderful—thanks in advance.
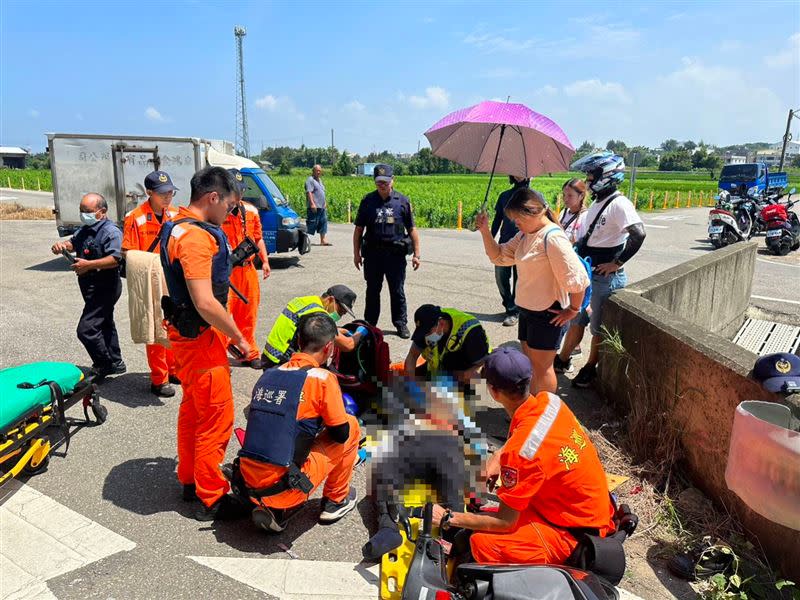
[761,188,799,256]
[708,191,753,248]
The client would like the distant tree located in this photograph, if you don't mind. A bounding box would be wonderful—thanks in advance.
[792,155,800,168]
[605,139,629,157]
[278,159,292,175]
[26,152,50,169]
[659,150,693,171]
[638,154,659,168]
[661,139,680,152]
[682,140,697,151]
[703,153,723,178]
[332,151,354,176]
[573,141,596,162]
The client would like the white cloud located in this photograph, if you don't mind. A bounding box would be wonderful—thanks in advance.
[563,79,631,104]
[765,32,800,68]
[344,100,365,112]
[144,106,166,122]
[254,94,304,120]
[407,86,450,110]
[28,109,39,118]
[463,31,534,53]
[535,84,558,96]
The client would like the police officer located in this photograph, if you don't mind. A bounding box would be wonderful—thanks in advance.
[51,193,125,380]
[353,164,421,339]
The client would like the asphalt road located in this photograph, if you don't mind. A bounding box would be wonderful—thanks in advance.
[0,205,797,600]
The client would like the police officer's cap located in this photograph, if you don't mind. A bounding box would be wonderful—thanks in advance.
[373,163,394,182]
[325,285,357,318]
[412,304,442,347]
[227,168,248,193]
[144,171,179,193]
[753,352,800,394]
[483,347,532,390]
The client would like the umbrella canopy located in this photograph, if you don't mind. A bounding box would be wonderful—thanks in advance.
[424,101,575,179]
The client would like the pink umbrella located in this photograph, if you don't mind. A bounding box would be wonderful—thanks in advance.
[424,100,575,213]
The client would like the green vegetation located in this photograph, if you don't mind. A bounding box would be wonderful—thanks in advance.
[1,169,52,191]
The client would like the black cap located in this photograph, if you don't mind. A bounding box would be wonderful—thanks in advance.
[324,285,357,318]
[483,347,532,390]
[411,304,442,347]
[144,170,178,193]
[753,352,800,394]
[373,163,394,182]
[227,168,247,193]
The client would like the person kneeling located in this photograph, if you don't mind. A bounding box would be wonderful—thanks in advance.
[432,347,615,565]
[235,312,360,532]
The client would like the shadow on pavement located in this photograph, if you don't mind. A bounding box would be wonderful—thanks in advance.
[97,372,167,408]
[268,256,303,270]
[470,312,507,324]
[102,456,188,517]
[25,257,73,272]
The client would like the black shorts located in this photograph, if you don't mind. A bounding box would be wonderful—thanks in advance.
[517,303,568,351]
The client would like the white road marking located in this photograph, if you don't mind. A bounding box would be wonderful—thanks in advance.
[752,295,800,306]
[0,480,136,599]
[647,215,689,221]
[190,556,647,600]
[641,222,670,229]
[757,257,800,269]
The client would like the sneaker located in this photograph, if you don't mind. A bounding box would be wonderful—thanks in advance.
[553,355,573,374]
[169,374,181,385]
[110,361,127,375]
[182,483,198,502]
[252,506,288,533]
[668,538,735,581]
[319,486,357,523]
[502,313,519,327]
[572,364,597,388]
[397,325,411,340]
[151,382,176,397]
[194,494,249,522]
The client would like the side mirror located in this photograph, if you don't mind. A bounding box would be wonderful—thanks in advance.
[714,195,721,201]
[789,187,796,195]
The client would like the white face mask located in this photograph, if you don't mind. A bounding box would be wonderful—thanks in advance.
[425,325,443,345]
[80,211,99,226]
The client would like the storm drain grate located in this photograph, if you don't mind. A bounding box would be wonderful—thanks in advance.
[734,318,800,355]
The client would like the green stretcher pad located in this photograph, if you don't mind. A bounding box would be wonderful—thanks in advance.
[0,362,84,432]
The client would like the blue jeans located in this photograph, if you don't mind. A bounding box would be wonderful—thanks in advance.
[494,265,518,315]
[578,270,627,336]
[306,207,328,236]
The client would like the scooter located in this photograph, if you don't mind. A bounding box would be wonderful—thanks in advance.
[761,188,799,256]
[708,191,753,248]
[383,502,638,600]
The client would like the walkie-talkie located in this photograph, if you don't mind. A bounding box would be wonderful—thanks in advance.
[61,249,77,264]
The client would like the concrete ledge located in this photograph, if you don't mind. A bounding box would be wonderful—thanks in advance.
[598,243,800,580]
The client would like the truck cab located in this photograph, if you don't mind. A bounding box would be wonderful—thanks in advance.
[718,162,788,198]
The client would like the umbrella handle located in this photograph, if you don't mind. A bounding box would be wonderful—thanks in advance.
[469,124,507,230]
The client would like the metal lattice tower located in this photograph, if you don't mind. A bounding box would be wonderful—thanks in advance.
[234,26,250,157]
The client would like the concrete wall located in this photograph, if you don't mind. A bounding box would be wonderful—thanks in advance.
[598,242,800,579]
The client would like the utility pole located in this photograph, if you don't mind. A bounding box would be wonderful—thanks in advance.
[234,26,250,157]
[331,129,334,150]
[778,108,797,171]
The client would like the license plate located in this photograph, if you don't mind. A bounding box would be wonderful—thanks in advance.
[708,225,724,234]
[766,229,782,238]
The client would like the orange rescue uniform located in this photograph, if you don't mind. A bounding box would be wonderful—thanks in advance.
[239,352,359,509]
[221,201,263,361]
[164,206,234,508]
[470,391,615,564]
[122,201,178,386]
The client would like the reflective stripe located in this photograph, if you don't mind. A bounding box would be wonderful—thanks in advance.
[136,214,147,227]
[519,393,562,460]
[448,318,480,351]
[263,344,285,362]
[281,302,324,325]
[171,224,187,239]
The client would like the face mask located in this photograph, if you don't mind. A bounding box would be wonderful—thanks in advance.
[329,312,341,323]
[425,327,443,345]
[80,212,99,226]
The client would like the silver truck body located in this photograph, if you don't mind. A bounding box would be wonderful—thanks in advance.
[47,133,235,236]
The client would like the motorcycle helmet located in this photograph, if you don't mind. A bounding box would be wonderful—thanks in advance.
[715,190,734,212]
[570,151,625,194]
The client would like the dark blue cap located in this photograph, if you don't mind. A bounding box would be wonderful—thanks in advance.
[412,304,442,347]
[373,163,393,181]
[483,347,532,389]
[227,168,247,193]
[144,170,178,193]
[753,352,800,394]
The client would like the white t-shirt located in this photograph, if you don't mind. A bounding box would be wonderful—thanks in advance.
[576,193,642,248]
[559,209,588,244]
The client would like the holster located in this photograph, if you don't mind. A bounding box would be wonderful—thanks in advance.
[232,458,314,499]
[231,237,258,267]
[161,296,206,339]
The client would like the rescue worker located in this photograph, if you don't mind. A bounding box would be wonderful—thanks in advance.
[221,168,271,368]
[160,166,249,521]
[51,193,125,381]
[122,170,179,396]
[236,312,360,532]
[353,164,421,339]
[403,304,490,386]
[260,284,367,369]
[431,347,615,565]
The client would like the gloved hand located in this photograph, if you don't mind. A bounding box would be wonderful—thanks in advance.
[355,325,370,338]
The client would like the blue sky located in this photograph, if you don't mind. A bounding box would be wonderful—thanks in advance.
[2,0,798,154]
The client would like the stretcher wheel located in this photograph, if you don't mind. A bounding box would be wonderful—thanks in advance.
[23,439,51,475]
[91,401,108,424]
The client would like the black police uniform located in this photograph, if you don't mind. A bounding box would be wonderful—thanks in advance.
[355,189,415,329]
[69,219,124,372]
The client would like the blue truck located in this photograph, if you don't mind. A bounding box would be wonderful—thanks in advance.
[48,133,310,256]
[718,162,788,198]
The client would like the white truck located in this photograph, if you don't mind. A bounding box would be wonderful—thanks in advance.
[47,133,308,255]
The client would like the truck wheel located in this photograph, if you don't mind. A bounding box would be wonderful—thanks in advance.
[776,241,791,256]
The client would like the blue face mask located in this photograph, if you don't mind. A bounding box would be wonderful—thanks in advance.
[80,212,99,226]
